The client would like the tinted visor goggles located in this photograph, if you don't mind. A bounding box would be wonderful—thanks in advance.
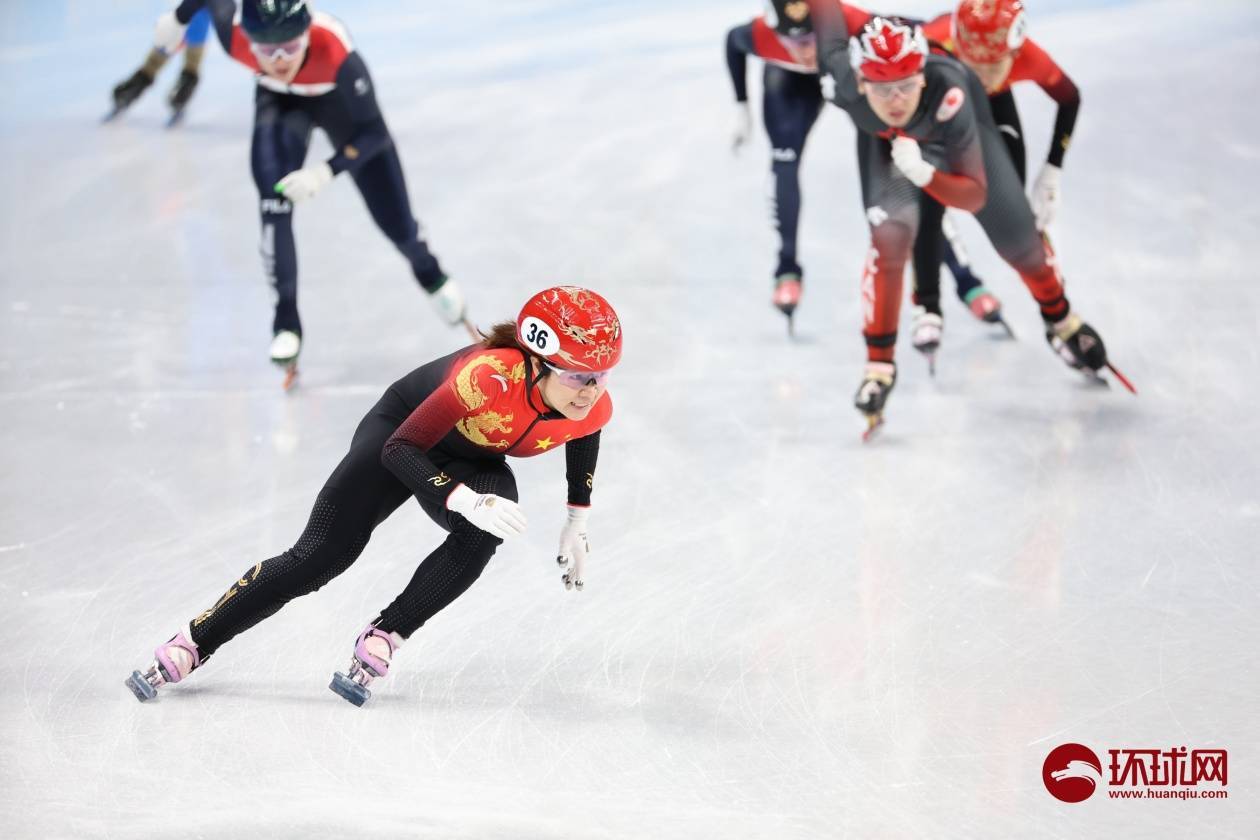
[543,363,611,389]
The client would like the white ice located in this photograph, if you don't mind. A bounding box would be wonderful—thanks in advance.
[1,1,1258,837]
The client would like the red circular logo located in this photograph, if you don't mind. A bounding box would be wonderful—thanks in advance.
[1042,743,1103,803]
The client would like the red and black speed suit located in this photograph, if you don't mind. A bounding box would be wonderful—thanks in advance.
[187,345,611,658]
[809,0,1070,363]
[174,0,448,339]
[909,15,1081,312]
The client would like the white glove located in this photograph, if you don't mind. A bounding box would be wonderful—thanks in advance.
[1031,164,1062,231]
[731,102,752,154]
[446,484,527,540]
[555,506,590,592]
[890,136,935,188]
[153,10,188,56]
[274,162,334,204]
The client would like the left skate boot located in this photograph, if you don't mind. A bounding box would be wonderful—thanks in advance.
[855,361,896,441]
[126,627,201,702]
[330,624,404,707]
[910,307,943,376]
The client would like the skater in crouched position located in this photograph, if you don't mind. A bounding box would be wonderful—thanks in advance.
[806,3,1117,434]
[147,0,473,378]
[907,0,1084,340]
[126,287,621,706]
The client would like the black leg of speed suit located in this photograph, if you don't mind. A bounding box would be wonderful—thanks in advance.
[762,64,822,278]
[188,393,511,657]
[251,90,313,337]
[912,193,946,315]
[987,89,1026,186]
[351,145,447,292]
[372,456,517,638]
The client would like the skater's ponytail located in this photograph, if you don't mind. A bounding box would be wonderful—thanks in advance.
[479,321,530,355]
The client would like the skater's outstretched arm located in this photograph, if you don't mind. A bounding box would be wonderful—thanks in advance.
[808,0,873,111]
[564,430,601,508]
[725,23,755,103]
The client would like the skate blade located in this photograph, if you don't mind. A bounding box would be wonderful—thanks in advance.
[126,670,157,702]
[861,414,884,442]
[1106,362,1138,395]
[166,109,186,128]
[329,672,371,707]
[279,362,299,391]
[102,107,126,124]
[461,318,479,342]
[995,317,1016,339]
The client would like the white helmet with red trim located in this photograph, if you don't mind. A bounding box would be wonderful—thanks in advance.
[850,16,929,82]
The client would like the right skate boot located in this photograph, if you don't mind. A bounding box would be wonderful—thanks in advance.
[427,277,477,340]
[108,69,154,120]
[330,624,404,707]
[270,329,301,390]
[910,307,943,376]
[126,627,201,702]
[1046,312,1106,374]
[854,361,896,441]
[167,69,199,125]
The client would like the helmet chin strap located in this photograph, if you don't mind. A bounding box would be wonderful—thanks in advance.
[526,356,562,417]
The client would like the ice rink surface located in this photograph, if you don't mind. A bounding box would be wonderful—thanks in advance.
[2,1,1258,837]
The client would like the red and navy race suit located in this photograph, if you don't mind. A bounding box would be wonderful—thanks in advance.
[175,0,447,337]
[922,13,1080,182]
[725,15,830,277]
[808,0,1070,363]
[188,344,611,657]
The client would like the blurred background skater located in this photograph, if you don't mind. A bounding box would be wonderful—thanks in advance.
[726,1,826,332]
[909,0,1082,334]
[126,287,622,707]
[107,7,212,125]
[148,0,476,387]
[807,5,1124,435]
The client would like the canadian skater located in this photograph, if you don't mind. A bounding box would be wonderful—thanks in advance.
[145,0,476,386]
[107,8,213,124]
[805,3,1121,434]
[126,286,622,707]
[725,1,825,332]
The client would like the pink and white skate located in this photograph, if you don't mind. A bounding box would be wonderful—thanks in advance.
[772,274,803,335]
[329,624,403,707]
[126,627,201,702]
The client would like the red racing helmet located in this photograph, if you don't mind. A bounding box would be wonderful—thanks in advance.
[850,17,928,82]
[953,0,1028,63]
[516,286,622,372]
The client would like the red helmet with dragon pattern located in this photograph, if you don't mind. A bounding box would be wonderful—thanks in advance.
[953,0,1028,63]
[516,287,622,372]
